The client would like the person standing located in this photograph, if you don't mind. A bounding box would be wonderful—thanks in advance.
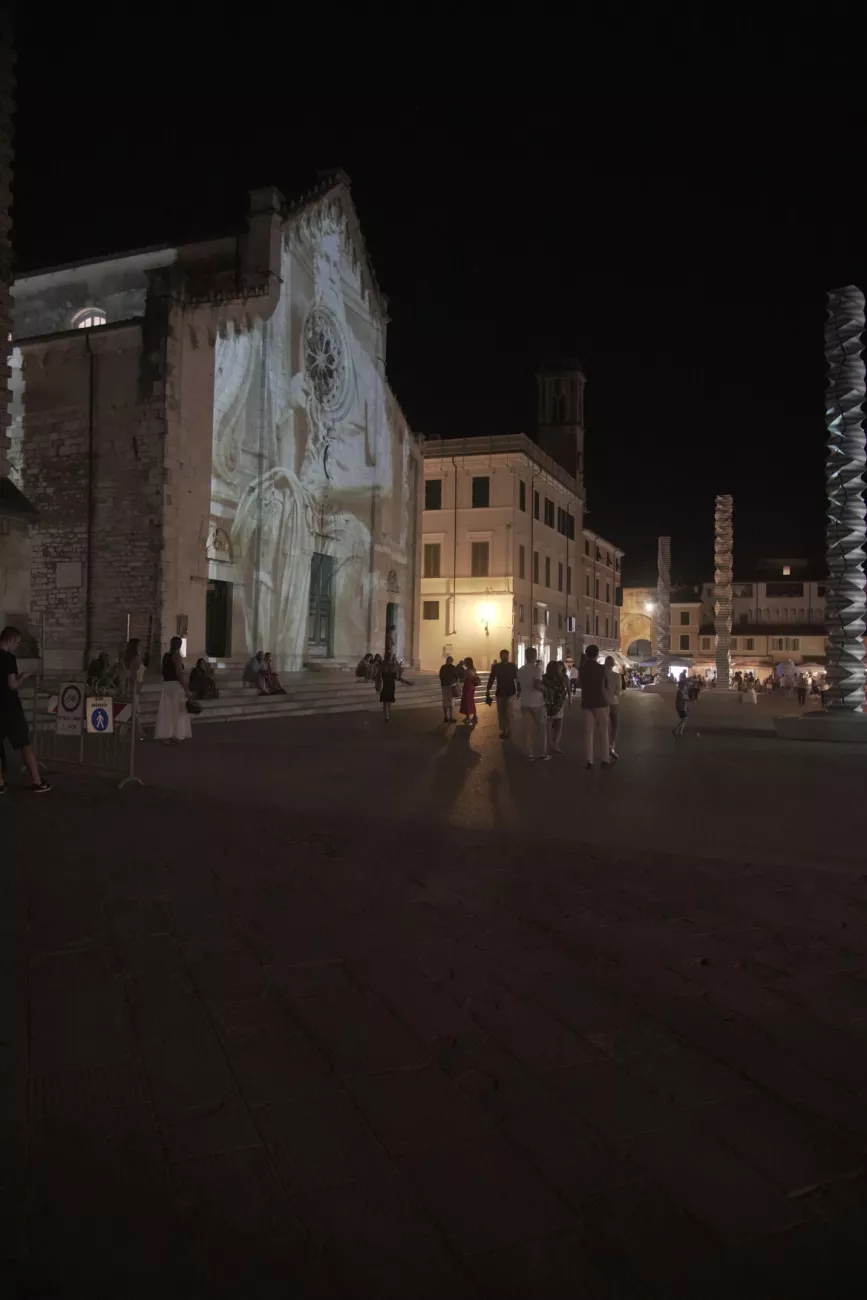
[486,648,518,738]
[460,656,480,727]
[672,675,689,738]
[439,655,459,724]
[542,660,567,754]
[516,647,549,761]
[603,654,622,760]
[155,636,193,745]
[796,673,807,707]
[578,645,612,770]
[0,626,51,794]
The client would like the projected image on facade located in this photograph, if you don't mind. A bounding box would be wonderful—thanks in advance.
[210,196,417,670]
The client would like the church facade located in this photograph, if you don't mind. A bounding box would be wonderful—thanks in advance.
[9,174,422,673]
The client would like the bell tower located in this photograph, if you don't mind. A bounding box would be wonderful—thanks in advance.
[536,359,586,485]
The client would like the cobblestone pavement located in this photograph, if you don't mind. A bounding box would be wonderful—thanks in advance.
[4,690,867,1297]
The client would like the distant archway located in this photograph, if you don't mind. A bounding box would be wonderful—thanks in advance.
[627,638,652,660]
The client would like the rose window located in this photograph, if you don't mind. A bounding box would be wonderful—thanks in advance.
[303,308,351,415]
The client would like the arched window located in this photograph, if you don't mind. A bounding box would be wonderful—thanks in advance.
[72,307,106,330]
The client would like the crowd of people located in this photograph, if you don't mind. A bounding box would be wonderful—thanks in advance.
[436,646,624,767]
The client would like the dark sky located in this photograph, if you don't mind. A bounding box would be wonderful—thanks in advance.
[12,20,867,585]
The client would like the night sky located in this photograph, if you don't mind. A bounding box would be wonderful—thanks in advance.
[12,20,867,586]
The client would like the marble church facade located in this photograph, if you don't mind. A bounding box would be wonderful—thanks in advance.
[9,174,422,673]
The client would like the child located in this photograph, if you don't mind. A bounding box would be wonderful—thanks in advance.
[672,676,688,738]
[460,656,480,726]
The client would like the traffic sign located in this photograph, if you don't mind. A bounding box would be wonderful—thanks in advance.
[86,696,114,735]
[57,682,84,736]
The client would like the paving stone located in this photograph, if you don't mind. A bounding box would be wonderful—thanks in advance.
[461,1231,647,1300]
[466,988,603,1073]
[395,1134,574,1255]
[29,985,132,1072]
[27,1060,149,1119]
[587,1020,756,1110]
[345,1065,497,1154]
[294,989,431,1073]
[579,1178,751,1299]
[256,1090,393,1192]
[622,1121,810,1244]
[292,1175,483,1299]
[275,957,356,1000]
[160,1096,261,1163]
[141,1031,238,1117]
[222,1022,336,1108]
[733,1218,867,1300]
[28,1104,168,1217]
[126,971,211,1045]
[547,1058,681,1140]
[182,940,272,1001]
[693,1091,864,1194]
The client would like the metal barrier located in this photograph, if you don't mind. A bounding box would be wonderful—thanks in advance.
[32,679,144,791]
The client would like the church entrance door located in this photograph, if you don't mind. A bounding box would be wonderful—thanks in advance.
[307,553,334,657]
[206,580,232,658]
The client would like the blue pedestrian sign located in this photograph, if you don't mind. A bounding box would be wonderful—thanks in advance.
[86,696,115,735]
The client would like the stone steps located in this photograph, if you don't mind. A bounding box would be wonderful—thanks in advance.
[23,673,445,729]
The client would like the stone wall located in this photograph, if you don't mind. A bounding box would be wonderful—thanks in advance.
[0,16,14,475]
[19,324,165,673]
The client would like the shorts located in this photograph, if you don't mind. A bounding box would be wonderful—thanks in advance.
[0,709,30,751]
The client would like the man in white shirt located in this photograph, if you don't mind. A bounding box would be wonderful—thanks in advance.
[516,648,550,762]
[604,655,622,760]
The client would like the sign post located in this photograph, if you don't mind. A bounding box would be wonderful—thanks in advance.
[57,682,85,736]
[86,697,114,735]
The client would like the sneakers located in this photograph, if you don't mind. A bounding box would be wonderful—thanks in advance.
[32,781,51,793]
[540,754,552,762]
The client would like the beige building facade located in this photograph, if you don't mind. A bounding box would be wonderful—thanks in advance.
[622,561,829,676]
[419,434,622,673]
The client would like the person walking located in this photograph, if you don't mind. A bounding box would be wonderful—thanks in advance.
[0,626,51,794]
[439,655,459,724]
[155,636,193,745]
[604,654,622,760]
[377,651,401,722]
[578,645,612,770]
[459,656,480,727]
[486,648,518,738]
[672,675,689,738]
[516,647,549,761]
[796,673,807,707]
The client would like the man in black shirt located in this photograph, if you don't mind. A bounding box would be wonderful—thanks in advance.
[486,648,519,738]
[0,626,51,794]
[438,656,459,724]
[578,644,612,770]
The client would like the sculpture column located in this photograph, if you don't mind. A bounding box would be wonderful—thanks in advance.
[824,286,866,712]
[714,495,733,688]
[655,535,671,680]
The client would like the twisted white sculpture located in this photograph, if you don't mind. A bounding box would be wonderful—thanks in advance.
[824,286,866,712]
[655,536,671,680]
[714,495,733,689]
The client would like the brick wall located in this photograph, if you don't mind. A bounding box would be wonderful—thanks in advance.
[19,324,165,673]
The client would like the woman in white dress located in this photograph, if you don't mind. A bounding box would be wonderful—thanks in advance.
[154,636,192,745]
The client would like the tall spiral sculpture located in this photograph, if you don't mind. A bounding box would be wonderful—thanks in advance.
[655,536,671,680]
[824,286,866,712]
[714,495,733,689]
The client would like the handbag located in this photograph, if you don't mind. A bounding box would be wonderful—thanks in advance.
[186,698,203,715]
